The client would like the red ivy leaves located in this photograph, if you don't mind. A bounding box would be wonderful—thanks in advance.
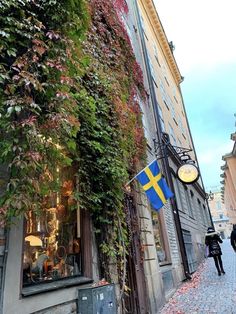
[113,0,129,15]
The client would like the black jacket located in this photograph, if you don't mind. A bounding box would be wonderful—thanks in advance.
[230,227,236,251]
[205,231,222,257]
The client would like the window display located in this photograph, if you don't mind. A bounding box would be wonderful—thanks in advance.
[23,168,81,286]
[152,211,166,262]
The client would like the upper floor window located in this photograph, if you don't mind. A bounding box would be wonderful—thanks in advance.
[177,138,182,147]
[140,14,148,39]
[216,200,221,210]
[168,97,176,120]
[168,123,177,146]
[120,15,133,47]
[141,111,151,144]
[158,105,165,132]
[147,54,156,81]
[153,44,160,66]
[159,80,167,106]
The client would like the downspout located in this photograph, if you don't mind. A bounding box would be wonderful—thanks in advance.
[0,227,9,314]
[132,0,190,279]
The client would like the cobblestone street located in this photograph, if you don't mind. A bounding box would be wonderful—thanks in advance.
[159,240,236,314]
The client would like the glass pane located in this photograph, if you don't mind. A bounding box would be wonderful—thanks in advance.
[23,168,81,286]
[152,211,166,262]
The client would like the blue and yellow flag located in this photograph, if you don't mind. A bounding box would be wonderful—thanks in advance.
[137,160,173,210]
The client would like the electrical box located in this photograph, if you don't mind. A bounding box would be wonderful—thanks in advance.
[78,284,117,314]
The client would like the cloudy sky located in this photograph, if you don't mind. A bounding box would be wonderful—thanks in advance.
[154,0,236,190]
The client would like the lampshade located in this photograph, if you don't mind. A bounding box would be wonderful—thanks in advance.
[25,235,43,247]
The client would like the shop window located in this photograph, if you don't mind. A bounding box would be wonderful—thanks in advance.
[22,167,82,286]
[152,211,166,262]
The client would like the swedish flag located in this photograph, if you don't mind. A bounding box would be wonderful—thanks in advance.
[137,160,173,210]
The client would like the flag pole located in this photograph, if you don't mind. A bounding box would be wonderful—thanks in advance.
[125,156,162,187]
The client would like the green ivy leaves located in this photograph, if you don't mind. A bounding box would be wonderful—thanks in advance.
[0,0,146,282]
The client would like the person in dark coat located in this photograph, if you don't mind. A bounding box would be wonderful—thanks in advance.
[205,226,225,276]
[230,224,236,252]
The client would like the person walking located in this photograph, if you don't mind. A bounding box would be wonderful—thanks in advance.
[205,226,225,276]
[230,224,236,252]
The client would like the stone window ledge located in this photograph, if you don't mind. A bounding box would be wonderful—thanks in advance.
[22,276,93,297]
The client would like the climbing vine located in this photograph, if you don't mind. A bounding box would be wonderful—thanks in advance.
[0,0,146,281]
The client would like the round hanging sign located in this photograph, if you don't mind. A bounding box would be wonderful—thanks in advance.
[177,163,199,184]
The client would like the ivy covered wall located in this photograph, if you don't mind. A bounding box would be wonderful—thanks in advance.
[0,0,146,280]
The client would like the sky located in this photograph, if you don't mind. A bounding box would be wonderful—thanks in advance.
[154,0,236,190]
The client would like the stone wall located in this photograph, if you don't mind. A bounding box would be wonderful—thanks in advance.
[0,164,8,313]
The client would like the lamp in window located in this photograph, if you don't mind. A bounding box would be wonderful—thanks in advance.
[25,235,43,247]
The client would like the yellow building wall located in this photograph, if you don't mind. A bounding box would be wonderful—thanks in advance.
[137,0,196,165]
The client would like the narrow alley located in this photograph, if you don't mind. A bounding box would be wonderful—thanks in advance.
[159,240,236,314]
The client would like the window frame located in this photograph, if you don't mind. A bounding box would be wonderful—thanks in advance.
[21,190,93,296]
[152,209,172,266]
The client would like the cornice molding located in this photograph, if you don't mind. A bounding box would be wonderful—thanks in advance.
[140,0,182,84]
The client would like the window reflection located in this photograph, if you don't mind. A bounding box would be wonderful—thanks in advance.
[23,168,81,286]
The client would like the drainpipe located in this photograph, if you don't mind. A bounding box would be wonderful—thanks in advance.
[132,0,190,279]
[0,227,9,314]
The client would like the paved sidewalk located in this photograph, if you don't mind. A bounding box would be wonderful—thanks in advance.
[159,240,236,314]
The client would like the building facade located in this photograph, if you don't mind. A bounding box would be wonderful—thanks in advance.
[134,0,212,302]
[208,190,231,239]
[221,131,236,227]
[117,0,212,312]
[0,1,212,314]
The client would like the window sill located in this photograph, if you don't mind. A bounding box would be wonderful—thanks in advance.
[159,261,172,267]
[22,276,93,297]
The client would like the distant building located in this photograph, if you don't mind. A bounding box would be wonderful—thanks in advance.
[220,131,236,228]
[208,191,231,239]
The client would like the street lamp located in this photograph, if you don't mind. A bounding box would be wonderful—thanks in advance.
[176,162,200,184]
[206,191,214,201]
[153,134,200,185]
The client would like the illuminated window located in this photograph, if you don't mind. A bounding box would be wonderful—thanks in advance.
[152,211,166,262]
[22,167,81,286]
